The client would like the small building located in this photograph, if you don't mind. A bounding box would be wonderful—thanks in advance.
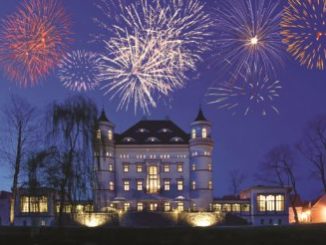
[0,191,11,226]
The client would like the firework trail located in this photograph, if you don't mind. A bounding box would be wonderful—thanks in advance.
[207,64,282,116]
[58,50,104,92]
[0,0,72,87]
[94,0,213,113]
[281,0,326,70]
[214,0,285,79]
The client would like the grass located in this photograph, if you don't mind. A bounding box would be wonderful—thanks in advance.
[0,224,326,245]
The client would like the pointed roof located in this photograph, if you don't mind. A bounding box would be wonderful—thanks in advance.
[194,108,208,121]
[98,109,109,122]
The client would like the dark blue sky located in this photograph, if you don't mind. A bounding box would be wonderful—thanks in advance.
[0,0,325,200]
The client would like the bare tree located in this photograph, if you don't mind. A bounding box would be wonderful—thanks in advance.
[297,115,326,193]
[258,145,300,224]
[0,94,37,224]
[228,170,246,196]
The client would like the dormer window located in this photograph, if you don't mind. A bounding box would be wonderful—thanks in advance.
[170,137,184,143]
[158,128,172,133]
[137,128,149,133]
[202,128,207,138]
[146,137,160,143]
[122,137,135,143]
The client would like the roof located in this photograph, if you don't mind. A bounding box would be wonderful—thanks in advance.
[240,185,291,194]
[194,108,208,121]
[0,191,12,199]
[115,120,190,145]
[98,110,109,122]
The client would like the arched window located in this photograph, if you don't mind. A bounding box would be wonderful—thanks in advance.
[202,128,207,138]
[192,129,196,139]
[108,130,113,141]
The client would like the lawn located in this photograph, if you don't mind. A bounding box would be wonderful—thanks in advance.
[0,224,326,245]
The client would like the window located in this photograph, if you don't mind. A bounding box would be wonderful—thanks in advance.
[20,196,48,213]
[177,202,184,212]
[177,180,184,191]
[164,180,171,191]
[136,163,143,173]
[109,181,115,191]
[124,203,130,211]
[123,180,130,191]
[191,181,196,190]
[269,219,273,225]
[108,130,113,140]
[276,195,285,211]
[208,163,212,171]
[149,203,158,211]
[222,204,231,212]
[192,129,196,139]
[192,203,197,211]
[163,164,170,173]
[177,163,183,173]
[241,204,250,212]
[164,202,171,212]
[257,195,266,212]
[214,204,222,212]
[123,163,130,173]
[232,204,241,212]
[202,128,207,138]
[208,181,213,190]
[192,164,196,171]
[147,166,160,194]
[261,219,265,225]
[257,194,285,212]
[96,129,101,139]
[109,164,113,172]
[266,195,275,211]
[137,180,143,191]
[137,203,144,212]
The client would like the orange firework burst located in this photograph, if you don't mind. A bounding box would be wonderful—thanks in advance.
[0,0,72,87]
[281,0,326,70]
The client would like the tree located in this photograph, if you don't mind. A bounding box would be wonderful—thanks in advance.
[0,94,37,224]
[297,115,326,193]
[44,95,98,226]
[258,145,300,224]
[228,170,246,196]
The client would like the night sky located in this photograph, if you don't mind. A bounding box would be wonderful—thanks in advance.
[0,0,325,201]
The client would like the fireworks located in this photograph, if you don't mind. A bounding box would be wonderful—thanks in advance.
[94,0,213,113]
[281,0,326,70]
[58,50,104,92]
[207,65,282,116]
[0,0,72,87]
[214,0,285,79]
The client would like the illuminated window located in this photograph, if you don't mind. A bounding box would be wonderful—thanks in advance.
[232,204,241,212]
[149,203,158,211]
[208,163,212,171]
[164,180,170,191]
[214,204,222,212]
[56,204,72,213]
[20,196,48,213]
[164,202,171,212]
[96,129,101,140]
[177,202,184,212]
[241,204,250,212]
[192,129,196,139]
[208,181,213,190]
[177,163,183,172]
[136,164,143,173]
[109,181,114,191]
[276,195,285,211]
[147,166,160,194]
[222,204,231,212]
[192,181,196,190]
[108,130,113,141]
[192,164,196,171]
[177,180,184,191]
[123,180,130,191]
[109,164,113,172]
[163,164,170,173]
[266,195,275,211]
[257,195,266,212]
[137,203,144,212]
[76,205,84,213]
[137,180,143,191]
[202,128,207,138]
[123,163,130,173]
[124,202,130,211]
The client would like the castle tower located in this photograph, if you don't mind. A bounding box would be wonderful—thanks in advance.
[189,109,214,211]
[93,110,115,211]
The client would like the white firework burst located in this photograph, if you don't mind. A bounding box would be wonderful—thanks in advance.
[58,50,104,92]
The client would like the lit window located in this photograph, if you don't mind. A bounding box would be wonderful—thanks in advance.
[214,204,222,212]
[124,202,130,211]
[123,180,130,191]
[192,203,197,211]
[257,195,266,212]
[76,205,84,213]
[147,166,160,194]
[109,181,114,191]
[177,163,183,173]
[192,181,196,190]
[177,180,184,191]
[123,163,130,173]
[208,163,212,171]
[109,164,113,172]
[108,130,113,141]
[137,203,144,212]
[164,180,170,191]
[177,202,184,212]
[96,129,101,139]
[202,128,207,138]
[149,203,158,211]
[241,204,250,212]
[136,164,143,173]
[192,164,196,171]
[276,195,285,211]
[208,181,213,190]
[266,195,275,211]
[222,204,231,212]
[192,129,196,139]
[164,202,171,212]
[163,164,170,173]
[137,180,143,191]
[20,196,48,213]
[232,204,241,212]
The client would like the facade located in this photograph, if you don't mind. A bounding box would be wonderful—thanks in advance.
[93,109,214,212]
[0,191,11,226]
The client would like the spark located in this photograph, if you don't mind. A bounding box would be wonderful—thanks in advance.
[0,0,72,87]
[281,0,326,70]
[58,50,104,92]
